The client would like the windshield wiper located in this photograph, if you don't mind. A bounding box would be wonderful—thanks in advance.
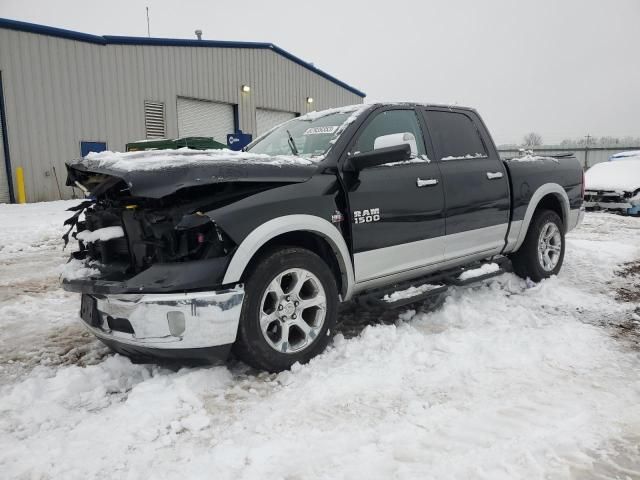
[286,130,299,156]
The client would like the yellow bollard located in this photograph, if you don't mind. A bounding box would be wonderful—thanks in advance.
[15,167,26,204]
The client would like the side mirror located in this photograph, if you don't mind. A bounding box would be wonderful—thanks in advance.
[346,144,411,171]
[373,132,418,156]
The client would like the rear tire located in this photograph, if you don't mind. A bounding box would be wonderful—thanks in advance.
[510,209,565,282]
[233,247,338,372]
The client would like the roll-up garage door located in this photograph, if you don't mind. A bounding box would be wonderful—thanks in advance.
[256,108,296,137]
[177,97,235,144]
[0,113,9,203]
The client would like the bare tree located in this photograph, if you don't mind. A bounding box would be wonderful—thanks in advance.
[522,132,543,147]
[559,136,640,147]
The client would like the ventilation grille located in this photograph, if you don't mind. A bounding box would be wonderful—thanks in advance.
[144,100,166,139]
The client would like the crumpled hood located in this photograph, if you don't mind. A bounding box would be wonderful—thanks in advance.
[66,148,319,198]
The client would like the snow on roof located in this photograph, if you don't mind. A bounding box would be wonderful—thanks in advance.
[297,104,371,122]
[74,148,313,172]
[585,158,640,192]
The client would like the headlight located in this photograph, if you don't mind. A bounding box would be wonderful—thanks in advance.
[174,213,232,259]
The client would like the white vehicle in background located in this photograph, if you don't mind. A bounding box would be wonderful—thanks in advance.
[584,151,640,215]
[609,150,640,161]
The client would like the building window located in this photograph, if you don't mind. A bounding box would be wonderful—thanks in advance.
[144,100,166,139]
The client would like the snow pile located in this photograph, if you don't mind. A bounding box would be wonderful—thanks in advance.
[74,148,314,173]
[76,226,124,244]
[60,259,101,280]
[507,154,559,163]
[383,283,444,302]
[459,262,500,281]
[585,158,640,192]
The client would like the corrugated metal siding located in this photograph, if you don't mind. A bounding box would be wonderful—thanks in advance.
[256,108,296,136]
[0,28,363,202]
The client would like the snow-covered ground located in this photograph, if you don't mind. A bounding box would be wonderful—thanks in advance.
[1,201,639,479]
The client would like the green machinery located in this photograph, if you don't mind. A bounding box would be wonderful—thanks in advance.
[126,137,227,152]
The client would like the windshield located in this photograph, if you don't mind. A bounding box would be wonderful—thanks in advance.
[247,112,353,158]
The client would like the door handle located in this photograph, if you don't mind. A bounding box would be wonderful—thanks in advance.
[486,171,504,180]
[417,178,438,187]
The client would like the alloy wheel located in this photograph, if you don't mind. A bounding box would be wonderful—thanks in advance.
[259,268,327,354]
[537,222,562,271]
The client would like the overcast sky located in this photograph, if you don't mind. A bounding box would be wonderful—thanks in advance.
[2,0,639,145]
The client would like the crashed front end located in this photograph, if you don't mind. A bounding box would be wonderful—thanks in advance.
[62,168,251,361]
[584,189,640,216]
[61,149,317,361]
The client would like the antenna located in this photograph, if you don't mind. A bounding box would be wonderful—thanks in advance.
[146,6,150,37]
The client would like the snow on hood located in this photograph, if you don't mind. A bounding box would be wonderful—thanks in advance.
[73,148,313,173]
[585,158,640,192]
[67,148,319,198]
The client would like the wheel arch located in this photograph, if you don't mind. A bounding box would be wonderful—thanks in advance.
[511,183,570,252]
[222,215,354,300]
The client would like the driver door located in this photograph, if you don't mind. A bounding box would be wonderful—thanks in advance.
[344,107,446,283]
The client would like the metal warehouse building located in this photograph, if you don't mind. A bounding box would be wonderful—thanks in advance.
[0,18,365,203]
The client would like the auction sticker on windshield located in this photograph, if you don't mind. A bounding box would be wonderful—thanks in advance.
[304,126,339,135]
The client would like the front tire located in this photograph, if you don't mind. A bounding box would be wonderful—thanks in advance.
[233,247,338,372]
[510,209,565,282]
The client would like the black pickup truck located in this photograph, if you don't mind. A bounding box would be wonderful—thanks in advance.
[62,103,584,371]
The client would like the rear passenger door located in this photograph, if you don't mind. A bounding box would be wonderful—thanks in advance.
[421,108,510,260]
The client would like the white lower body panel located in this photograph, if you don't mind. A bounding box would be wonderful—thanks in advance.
[353,224,508,290]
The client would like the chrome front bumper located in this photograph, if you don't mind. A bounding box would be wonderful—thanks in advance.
[81,287,245,350]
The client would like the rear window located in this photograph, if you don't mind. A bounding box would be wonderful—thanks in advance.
[426,111,487,160]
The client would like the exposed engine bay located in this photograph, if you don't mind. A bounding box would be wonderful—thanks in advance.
[63,176,276,282]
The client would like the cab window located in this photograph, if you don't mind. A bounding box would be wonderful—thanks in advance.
[425,110,488,160]
[353,109,426,157]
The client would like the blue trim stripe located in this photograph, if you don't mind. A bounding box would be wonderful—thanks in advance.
[0,71,15,203]
[0,18,366,98]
